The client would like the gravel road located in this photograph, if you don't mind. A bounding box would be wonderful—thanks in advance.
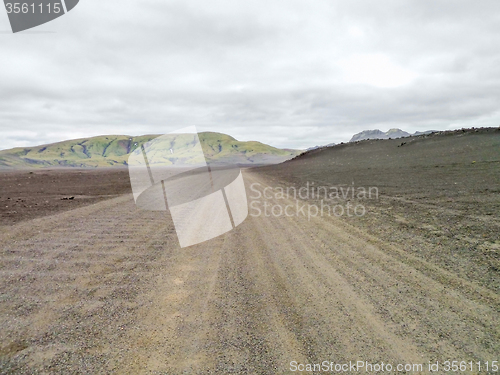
[1,170,498,374]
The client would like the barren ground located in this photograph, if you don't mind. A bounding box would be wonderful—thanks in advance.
[0,129,499,374]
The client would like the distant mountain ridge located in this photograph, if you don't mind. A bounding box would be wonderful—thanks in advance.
[350,128,436,142]
[0,132,301,169]
[306,142,336,151]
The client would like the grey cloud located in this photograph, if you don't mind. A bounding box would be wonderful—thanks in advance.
[1,0,499,151]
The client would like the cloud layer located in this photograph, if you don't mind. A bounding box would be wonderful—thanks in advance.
[1,0,499,150]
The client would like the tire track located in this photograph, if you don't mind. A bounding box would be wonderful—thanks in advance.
[1,170,499,374]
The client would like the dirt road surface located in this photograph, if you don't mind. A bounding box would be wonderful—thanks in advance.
[1,170,498,374]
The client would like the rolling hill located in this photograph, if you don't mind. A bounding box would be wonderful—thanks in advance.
[292,127,500,170]
[0,132,301,169]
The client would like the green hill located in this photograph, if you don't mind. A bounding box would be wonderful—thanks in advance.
[0,132,301,169]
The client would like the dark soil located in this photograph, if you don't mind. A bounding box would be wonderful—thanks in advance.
[256,127,500,292]
[0,168,132,226]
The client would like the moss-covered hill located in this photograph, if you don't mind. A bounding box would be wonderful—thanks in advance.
[0,132,301,169]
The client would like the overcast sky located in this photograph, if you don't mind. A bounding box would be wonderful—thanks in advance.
[1,0,499,150]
